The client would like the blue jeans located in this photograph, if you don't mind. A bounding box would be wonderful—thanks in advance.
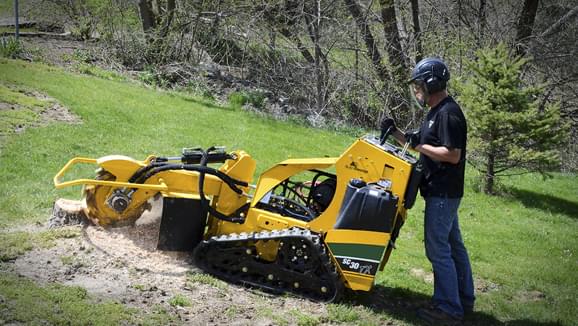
[424,196,475,317]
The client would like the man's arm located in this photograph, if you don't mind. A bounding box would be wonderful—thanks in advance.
[415,144,461,164]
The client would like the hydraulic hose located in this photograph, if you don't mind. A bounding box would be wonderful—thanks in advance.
[122,148,248,223]
[129,161,167,183]
[134,163,247,193]
[198,147,245,224]
[128,152,235,184]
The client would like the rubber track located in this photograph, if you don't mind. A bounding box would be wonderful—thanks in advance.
[193,228,343,302]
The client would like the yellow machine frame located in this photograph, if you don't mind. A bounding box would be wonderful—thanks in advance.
[54,136,418,292]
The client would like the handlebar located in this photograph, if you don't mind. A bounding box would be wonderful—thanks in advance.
[53,157,169,191]
[379,126,395,146]
[364,135,417,164]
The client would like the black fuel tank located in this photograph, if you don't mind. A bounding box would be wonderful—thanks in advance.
[334,179,398,233]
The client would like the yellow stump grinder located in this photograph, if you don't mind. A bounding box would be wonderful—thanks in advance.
[54,130,421,302]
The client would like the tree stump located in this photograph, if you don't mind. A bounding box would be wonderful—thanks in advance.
[49,198,90,228]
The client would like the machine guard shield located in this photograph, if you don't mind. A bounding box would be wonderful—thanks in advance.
[157,197,207,251]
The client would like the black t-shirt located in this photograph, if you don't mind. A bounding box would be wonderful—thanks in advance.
[416,96,467,198]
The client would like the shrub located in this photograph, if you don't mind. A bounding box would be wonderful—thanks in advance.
[0,37,22,59]
[228,90,266,109]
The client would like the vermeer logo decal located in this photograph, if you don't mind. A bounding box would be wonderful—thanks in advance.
[345,161,368,173]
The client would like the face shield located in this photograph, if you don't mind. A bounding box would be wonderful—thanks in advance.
[410,80,428,107]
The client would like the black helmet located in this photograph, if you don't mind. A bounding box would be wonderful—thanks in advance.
[410,57,450,94]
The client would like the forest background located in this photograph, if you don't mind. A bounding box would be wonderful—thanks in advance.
[5,0,577,182]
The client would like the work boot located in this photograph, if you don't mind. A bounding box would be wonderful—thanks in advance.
[417,306,462,326]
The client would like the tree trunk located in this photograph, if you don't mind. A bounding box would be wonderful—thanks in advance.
[343,0,388,82]
[485,153,495,194]
[303,0,330,116]
[515,0,539,56]
[410,0,422,62]
[138,0,156,32]
[379,0,412,122]
[159,0,176,38]
[379,0,408,75]
[478,0,486,46]
[278,27,315,64]
[312,0,325,114]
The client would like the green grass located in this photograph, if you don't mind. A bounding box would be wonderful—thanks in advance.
[0,227,79,261]
[0,82,55,137]
[74,63,127,82]
[256,306,290,325]
[0,58,576,325]
[0,272,177,325]
[326,303,361,323]
[186,271,228,290]
[291,309,320,326]
[168,294,191,307]
[228,90,267,110]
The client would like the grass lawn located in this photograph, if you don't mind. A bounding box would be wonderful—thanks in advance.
[0,58,577,325]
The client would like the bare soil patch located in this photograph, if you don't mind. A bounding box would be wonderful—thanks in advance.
[409,267,499,295]
[0,84,81,135]
[10,206,329,324]
[38,101,82,125]
[515,290,545,302]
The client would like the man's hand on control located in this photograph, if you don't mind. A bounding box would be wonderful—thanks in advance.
[379,118,398,144]
[380,118,397,133]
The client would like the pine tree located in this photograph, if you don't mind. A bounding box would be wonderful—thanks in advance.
[458,43,568,194]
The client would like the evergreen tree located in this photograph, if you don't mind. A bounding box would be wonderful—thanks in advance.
[458,43,568,194]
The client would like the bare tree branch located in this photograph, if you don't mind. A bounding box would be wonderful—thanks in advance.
[539,4,578,38]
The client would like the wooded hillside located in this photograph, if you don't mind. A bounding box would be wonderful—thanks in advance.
[11,0,578,172]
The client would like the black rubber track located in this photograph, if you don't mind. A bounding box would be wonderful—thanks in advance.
[193,228,343,302]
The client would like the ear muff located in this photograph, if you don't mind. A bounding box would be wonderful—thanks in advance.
[424,75,444,94]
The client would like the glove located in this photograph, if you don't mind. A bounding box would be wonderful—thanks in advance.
[405,130,421,148]
[380,118,397,133]
[379,118,397,144]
